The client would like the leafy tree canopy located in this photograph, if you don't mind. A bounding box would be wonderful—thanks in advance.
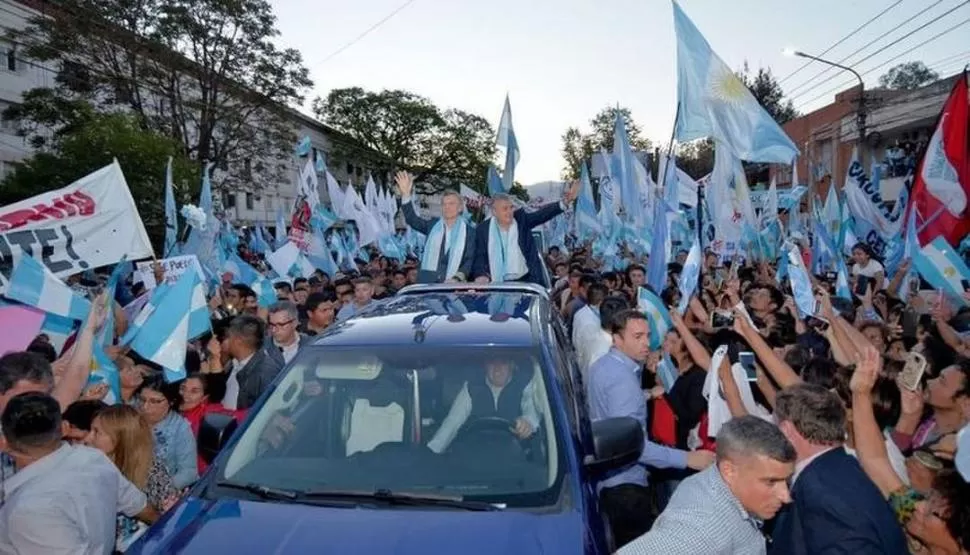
[560,106,653,180]
[878,61,939,90]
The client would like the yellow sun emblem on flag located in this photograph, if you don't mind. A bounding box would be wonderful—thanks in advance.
[710,68,749,104]
[943,266,956,278]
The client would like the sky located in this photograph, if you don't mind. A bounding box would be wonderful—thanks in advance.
[269,0,970,185]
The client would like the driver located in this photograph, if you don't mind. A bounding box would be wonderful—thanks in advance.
[427,358,540,453]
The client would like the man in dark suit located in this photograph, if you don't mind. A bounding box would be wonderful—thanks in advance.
[395,171,475,283]
[222,315,283,411]
[265,301,314,367]
[472,184,578,286]
[769,384,907,554]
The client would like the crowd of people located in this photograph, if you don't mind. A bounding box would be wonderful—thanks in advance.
[0,174,968,555]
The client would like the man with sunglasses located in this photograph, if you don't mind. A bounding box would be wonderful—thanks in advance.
[266,301,313,367]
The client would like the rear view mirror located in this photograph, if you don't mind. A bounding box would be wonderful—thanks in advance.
[198,413,238,465]
[583,417,643,476]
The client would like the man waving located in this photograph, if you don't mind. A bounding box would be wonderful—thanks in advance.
[472,183,578,286]
[396,171,475,283]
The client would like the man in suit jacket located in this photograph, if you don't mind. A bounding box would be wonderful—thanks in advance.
[770,384,907,555]
[265,301,313,367]
[621,416,795,554]
[471,184,578,286]
[222,315,283,411]
[395,171,475,283]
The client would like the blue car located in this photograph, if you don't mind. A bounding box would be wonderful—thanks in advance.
[130,283,642,554]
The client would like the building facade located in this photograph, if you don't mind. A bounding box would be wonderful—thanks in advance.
[0,0,391,226]
[774,75,956,202]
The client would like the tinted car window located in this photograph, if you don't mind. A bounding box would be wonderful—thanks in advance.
[218,346,565,508]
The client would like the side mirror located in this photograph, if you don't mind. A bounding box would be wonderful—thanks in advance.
[198,413,238,465]
[583,417,643,476]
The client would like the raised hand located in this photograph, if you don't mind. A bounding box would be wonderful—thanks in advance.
[395,171,414,198]
[562,180,580,205]
[850,346,880,395]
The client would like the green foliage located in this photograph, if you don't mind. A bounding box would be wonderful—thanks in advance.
[676,138,715,180]
[0,104,199,250]
[313,88,496,195]
[737,63,798,125]
[878,61,939,90]
[8,0,312,190]
[560,106,652,180]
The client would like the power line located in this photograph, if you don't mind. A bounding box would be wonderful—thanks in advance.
[794,18,970,110]
[779,0,903,84]
[314,0,418,66]
[786,0,960,99]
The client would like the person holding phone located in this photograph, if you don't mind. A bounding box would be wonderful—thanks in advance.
[851,243,886,290]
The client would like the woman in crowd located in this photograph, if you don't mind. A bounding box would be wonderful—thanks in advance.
[179,372,244,473]
[85,404,179,551]
[135,373,199,489]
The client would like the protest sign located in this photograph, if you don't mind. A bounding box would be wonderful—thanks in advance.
[136,255,204,290]
[0,305,45,355]
[0,161,154,290]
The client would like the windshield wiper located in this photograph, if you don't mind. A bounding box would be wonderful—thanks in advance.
[299,488,503,511]
[216,480,300,501]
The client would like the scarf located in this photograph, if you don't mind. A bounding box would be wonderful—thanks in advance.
[487,218,528,283]
[421,218,467,280]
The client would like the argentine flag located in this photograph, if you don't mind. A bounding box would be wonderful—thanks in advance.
[4,256,91,321]
[676,239,702,315]
[913,237,970,307]
[672,1,798,163]
[638,287,673,350]
[120,270,210,382]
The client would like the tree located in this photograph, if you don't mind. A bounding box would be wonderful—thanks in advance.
[737,63,798,125]
[9,0,312,192]
[676,138,715,180]
[313,88,497,195]
[0,97,199,249]
[560,106,653,179]
[879,61,939,90]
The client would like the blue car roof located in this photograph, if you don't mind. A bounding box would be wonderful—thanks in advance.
[312,290,545,348]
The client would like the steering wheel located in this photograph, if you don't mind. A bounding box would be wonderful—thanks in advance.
[461,417,519,439]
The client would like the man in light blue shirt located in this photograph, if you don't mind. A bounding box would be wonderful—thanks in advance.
[336,276,378,321]
[587,309,714,549]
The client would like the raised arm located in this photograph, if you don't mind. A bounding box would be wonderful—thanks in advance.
[395,171,436,235]
[520,181,579,229]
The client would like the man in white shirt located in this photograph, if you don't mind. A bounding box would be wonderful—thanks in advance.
[428,358,540,453]
[579,296,630,384]
[0,392,156,554]
[571,283,607,379]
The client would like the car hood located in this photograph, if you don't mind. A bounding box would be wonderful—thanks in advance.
[132,497,585,555]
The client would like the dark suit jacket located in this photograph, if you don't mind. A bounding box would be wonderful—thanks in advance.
[235,349,284,411]
[769,448,907,555]
[264,333,314,369]
[402,201,475,282]
[471,202,563,285]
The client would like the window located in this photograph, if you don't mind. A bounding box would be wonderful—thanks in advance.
[244,158,252,177]
[346,163,354,176]
[245,192,254,210]
[5,45,17,72]
[223,191,237,209]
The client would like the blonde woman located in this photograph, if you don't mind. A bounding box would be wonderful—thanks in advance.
[85,405,179,552]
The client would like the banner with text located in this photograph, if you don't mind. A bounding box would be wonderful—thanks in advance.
[0,161,154,290]
[136,255,204,290]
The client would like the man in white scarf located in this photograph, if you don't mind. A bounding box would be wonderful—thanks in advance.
[396,172,474,283]
[472,183,578,286]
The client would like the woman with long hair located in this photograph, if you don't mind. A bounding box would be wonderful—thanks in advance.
[85,404,179,552]
[135,374,199,489]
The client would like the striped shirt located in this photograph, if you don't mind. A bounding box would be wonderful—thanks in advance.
[619,465,767,555]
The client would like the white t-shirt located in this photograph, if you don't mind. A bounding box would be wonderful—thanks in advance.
[852,259,885,289]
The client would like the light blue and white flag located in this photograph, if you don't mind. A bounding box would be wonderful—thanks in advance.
[5,255,91,321]
[786,243,816,318]
[676,238,702,314]
[646,199,670,293]
[120,270,210,382]
[657,353,679,392]
[295,136,312,158]
[672,1,798,163]
[274,206,287,249]
[164,157,178,257]
[487,165,505,197]
[913,237,970,307]
[496,95,519,193]
[638,287,673,350]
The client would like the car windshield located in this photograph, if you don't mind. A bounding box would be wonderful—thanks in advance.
[216,346,564,508]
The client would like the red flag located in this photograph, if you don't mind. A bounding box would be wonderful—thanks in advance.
[910,71,970,246]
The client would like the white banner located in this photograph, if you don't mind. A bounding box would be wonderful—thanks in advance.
[136,255,204,290]
[0,161,154,289]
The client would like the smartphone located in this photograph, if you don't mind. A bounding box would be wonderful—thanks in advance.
[739,351,757,382]
[899,352,928,391]
[806,315,830,332]
[711,310,735,329]
[909,278,920,296]
[855,275,871,297]
[825,271,837,282]
[902,310,919,338]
